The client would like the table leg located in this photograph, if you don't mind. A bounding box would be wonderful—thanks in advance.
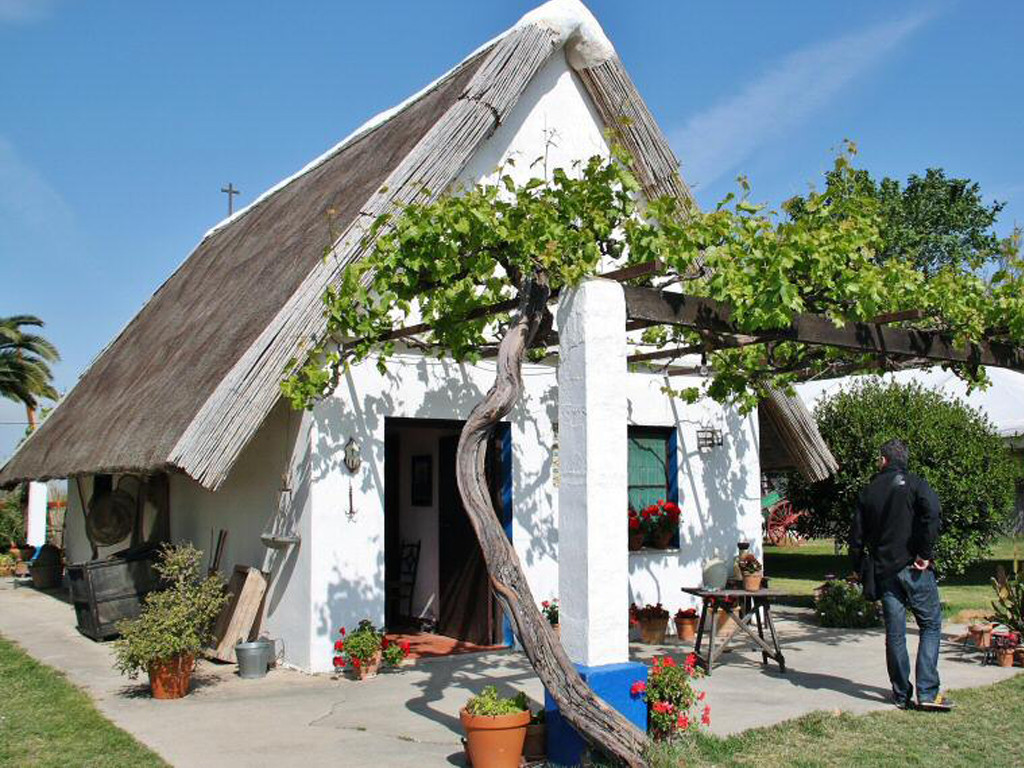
[755,603,768,665]
[694,601,708,658]
[763,601,786,673]
[705,601,717,676]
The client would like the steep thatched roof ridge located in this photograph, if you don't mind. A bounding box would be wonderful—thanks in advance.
[0,41,491,487]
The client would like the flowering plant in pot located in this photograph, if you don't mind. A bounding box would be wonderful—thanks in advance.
[630,654,710,740]
[991,632,1019,668]
[627,508,644,551]
[540,598,559,635]
[674,608,699,642]
[332,620,410,679]
[639,500,681,549]
[738,553,763,591]
[113,543,227,700]
[632,602,670,644]
[460,685,530,768]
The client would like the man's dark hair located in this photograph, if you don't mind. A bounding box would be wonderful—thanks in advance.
[880,439,909,467]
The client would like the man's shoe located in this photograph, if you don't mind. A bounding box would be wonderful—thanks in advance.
[894,698,915,710]
[917,694,954,712]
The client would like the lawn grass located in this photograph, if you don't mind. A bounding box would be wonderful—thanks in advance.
[649,672,1024,767]
[764,537,1022,619]
[0,634,167,768]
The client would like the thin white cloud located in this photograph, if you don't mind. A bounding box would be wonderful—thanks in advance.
[672,11,935,190]
[0,136,74,236]
[0,0,56,23]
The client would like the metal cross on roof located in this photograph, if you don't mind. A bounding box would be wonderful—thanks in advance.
[221,183,240,216]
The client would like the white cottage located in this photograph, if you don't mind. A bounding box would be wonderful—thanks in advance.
[0,0,830,673]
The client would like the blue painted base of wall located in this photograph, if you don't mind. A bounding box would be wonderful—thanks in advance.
[545,661,648,766]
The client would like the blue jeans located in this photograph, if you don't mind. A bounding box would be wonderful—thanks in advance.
[879,565,942,704]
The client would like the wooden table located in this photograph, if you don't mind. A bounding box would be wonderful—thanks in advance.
[681,586,787,676]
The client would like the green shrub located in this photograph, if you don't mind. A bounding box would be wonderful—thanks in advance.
[0,489,26,545]
[465,685,528,717]
[790,380,1020,574]
[814,579,881,628]
[113,543,227,678]
[992,572,1024,636]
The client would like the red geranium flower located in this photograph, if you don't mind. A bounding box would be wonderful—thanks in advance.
[332,656,345,668]
[698,691,706,702]
[677,714,690,731]
[352,657,361,668]
[400,640,411,654]
[339,627,346,636]
[701,705,711,726]
[652,701,674,714]
[630,680,646,696]
[334,639,345,651]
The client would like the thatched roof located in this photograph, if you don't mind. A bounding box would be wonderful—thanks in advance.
[1,0,834,490]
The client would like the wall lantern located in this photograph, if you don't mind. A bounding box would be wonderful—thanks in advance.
[344,437,362,474]
[696,427,724,452]
[343,437,361,519]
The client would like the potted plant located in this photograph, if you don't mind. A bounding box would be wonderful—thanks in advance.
[0,553,14,577]
[113,543,227,700]
[540,598,559,637]
[674,608,699,642]
[332,620,410,680]
[969,622,995,649]
[627,508,644,551]
[991,632,1019,668]
[460,686,530,768]
[630,654,710,741]
[639,500,681,549]
[633,603,670,644]
[523,707,546,762]
[738,553,763,591]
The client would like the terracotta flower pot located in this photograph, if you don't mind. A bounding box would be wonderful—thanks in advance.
[460,707,530,768]
[552,623,560,639]
[995,648,1015,668]
[650,529,675,549]
[742,572,763,592]
[639,617,668,645]
[675,616,698,642]
[969,624,994,649]
[1014,648,1024,667]
[523,722,546,761]
[628,531,645,551]
[148,654,194,700]
[354,651,383,680]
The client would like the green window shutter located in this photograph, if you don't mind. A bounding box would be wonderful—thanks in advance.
[628,432,669,510]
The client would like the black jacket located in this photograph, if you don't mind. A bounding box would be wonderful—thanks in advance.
[850,463,941,580]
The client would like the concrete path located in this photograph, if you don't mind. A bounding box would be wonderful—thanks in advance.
[0,580,1018,767]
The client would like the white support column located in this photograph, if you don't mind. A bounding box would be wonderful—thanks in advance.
[557,278,628,668]
[26,481,48,547]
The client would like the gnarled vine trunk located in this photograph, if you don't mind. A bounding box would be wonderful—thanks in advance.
[456,279,649,767]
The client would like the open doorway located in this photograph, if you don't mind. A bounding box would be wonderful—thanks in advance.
[384,418,512,652]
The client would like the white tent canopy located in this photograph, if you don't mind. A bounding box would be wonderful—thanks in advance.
[796,367,1024,441]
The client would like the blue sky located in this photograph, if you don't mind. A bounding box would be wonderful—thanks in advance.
[2,1,1022,460]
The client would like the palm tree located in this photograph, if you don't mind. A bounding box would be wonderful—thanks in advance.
[0,315,60,431]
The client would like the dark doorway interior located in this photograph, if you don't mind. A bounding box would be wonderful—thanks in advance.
[384,419,510,648]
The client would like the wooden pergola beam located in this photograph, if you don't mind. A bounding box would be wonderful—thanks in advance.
[623,286,1024,373]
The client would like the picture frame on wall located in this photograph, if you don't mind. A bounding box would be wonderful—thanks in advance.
[411,455,432,506]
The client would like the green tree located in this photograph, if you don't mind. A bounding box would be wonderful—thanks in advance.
[788,380,1020,574]
[786,165,1005,276]
[0,315,60,431]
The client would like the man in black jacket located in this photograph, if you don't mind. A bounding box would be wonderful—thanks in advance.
[851,439,949,710]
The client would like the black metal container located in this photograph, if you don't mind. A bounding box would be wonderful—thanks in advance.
[66,549,159,640]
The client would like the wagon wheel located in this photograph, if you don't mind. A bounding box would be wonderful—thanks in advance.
[766,500,798,545]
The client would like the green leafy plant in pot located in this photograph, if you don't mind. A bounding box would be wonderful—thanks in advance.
[738,553,763,591]
[460,686,530,768]
[113,543,227,699]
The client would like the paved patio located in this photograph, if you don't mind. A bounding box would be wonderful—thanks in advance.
[0,579,1017,767]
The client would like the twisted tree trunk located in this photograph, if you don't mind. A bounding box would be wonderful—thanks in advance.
[456,279,649,767]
